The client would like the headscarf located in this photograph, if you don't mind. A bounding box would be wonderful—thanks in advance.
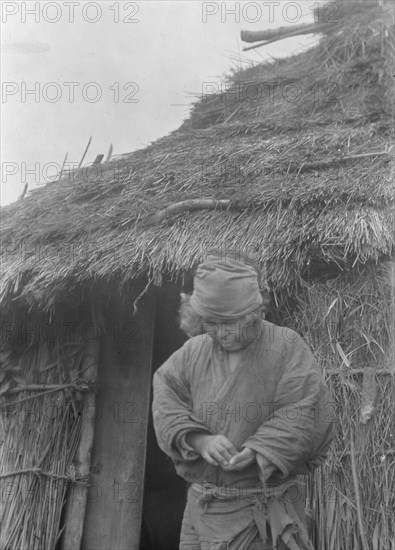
[190,255,262,319]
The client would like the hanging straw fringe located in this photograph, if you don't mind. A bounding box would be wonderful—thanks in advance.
[132,278,152,316]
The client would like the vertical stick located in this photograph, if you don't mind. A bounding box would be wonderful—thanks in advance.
[61,341,100,550]
[17,183,28,200]
[350,434,369,550]
[93,154,104,165]
[78,137,92,169]
[105,144,113,162]
[390,261,395,371]
[359,367,377,424]
[59,152,68,180]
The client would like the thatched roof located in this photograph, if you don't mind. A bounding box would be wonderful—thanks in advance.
[1,0,394,311]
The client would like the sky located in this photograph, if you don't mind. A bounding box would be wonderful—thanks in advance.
[1,1,320,205]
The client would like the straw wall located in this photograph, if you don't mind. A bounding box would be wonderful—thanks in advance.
[281,261,395,549]
[0,316,91,549]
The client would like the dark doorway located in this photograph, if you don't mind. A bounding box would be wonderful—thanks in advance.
[141,282,189,550]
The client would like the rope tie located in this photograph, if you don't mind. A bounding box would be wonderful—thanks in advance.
[0,467,90,486]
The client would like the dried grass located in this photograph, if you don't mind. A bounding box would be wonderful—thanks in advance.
[0,1,393,311]
[306,373,395,550]
[282,262,393,370]
[0,334,85,549]
[184,1,394,130]
[0,3,394,547]
[280,261,395,550]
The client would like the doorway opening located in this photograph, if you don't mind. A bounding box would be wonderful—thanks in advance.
[141,281,190,550]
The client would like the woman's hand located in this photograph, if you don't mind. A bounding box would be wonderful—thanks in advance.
[186,433,237,467]
[221,447,256,471]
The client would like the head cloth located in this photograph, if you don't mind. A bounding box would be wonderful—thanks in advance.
[190,255,262,319]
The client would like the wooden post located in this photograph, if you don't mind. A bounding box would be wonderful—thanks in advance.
[17,183,28,200]
[93,154,104,165]
[78,137,92,168]
[105,144,113,162]
[359,367,377,424]
[240,22,332,43]
[390,261,395,371]
[61,341,100,550]
[59,152,68,180]
[82,288,155,550]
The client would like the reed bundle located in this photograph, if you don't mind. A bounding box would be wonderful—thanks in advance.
[0,340,85,549]
[280,261,395,549]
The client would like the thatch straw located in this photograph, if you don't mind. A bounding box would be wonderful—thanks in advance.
[0,335,85,549]
[280,262,393,370]
[0,2,393,549]
[281,260,395,549]
[0,0,393,312]
[306,372,394,550]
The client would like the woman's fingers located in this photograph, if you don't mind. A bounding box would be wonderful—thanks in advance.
[220,438,237,456]
[206,447,233,466]
[217,445,234,462]
[200,435,240,467]
[224,448,256,470]
[223,460,248,471]
[229,448,254,464]
[229,456,248,468]
[202,452,219,466]
[211,448,231,465]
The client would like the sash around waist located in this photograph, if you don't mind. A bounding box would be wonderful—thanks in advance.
[191,478,300,507]
[188,481,314,550]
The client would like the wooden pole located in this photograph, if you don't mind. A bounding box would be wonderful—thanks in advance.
[148,199,231,226]
[241,22,332,43]
[93,154,104,165]
[288,151,389,173]
[390,261,395,375]
[59,152,68,180]
[105,144,113,162]
[78,137,92,169]
[17,183,28,200]
[350,435,370,550]
[359,367,377,424]
[61,341,100,550]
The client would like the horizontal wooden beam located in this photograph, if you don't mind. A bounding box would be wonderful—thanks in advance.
[148,199,231,226]
[325,368,393,376]
[241,22,333,43]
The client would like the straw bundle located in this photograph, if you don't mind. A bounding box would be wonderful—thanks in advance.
[279,261,395,549]
[306,372,394,550]
[283,262,393,370]
[0,336,85,549]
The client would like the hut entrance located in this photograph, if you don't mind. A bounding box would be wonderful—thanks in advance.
[140,281,189,550]
[80,285,156,550]
[78,279,190,549]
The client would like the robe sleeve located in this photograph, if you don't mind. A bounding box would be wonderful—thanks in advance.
[152,340,212,463]
[243,330,334,479]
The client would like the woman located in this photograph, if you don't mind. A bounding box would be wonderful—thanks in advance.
[153,255,333,550]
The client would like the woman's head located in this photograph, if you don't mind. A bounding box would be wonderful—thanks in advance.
[179,255,270,348]
[189,255,262,320]
[179,293,266,347]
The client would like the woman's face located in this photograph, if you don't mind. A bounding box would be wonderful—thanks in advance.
[202,314,257,351]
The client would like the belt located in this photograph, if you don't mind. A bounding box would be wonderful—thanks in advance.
[191,481,314,550]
